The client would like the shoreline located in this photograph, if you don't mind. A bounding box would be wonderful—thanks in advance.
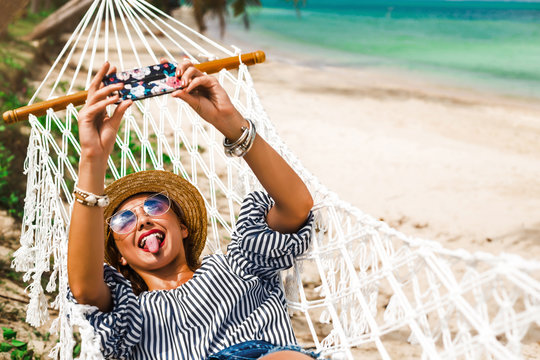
[217,11,540,103]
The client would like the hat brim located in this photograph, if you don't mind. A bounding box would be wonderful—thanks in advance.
[103,170,207,260]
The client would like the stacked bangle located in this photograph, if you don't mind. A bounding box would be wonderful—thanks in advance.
[223,119,257,157]
[73,186,110,207]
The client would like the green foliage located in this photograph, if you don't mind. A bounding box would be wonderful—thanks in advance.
[0,121,29,221]
[2,328,17,340]
[0,12,36,222]
[72,343,81,358]
[0,327,33,359]
[56,80,69,93]
[72,331,81,358]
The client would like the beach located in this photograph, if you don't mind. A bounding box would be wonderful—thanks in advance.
[186,1,540,262]
[245,60,540,260]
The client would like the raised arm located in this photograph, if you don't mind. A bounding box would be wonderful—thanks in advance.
[67,63,132,311]
[172,61,313,233]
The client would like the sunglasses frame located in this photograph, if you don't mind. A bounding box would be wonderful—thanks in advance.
[106,192,171,234]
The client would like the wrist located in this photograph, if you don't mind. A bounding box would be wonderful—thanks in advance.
[79,154,107,170]
[77,157,107,193]
[215,112,249,141]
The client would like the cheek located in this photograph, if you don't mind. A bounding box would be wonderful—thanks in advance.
[112,234,134,254]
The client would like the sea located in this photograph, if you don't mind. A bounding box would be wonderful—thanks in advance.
[225,0,540,98]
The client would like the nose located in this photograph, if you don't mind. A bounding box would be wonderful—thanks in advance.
[134,207,154,230]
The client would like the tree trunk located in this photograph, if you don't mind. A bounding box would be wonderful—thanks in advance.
[0,0,31,38]
[25,0,93,40]
[30,0,40,13]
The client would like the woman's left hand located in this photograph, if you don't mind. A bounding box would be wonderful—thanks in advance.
[168,58,244,133]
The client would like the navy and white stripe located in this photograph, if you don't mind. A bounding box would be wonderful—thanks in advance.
[79,192,314,360]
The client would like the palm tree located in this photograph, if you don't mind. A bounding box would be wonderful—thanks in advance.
[186,0,262,38]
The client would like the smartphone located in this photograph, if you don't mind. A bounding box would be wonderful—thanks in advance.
[102,62,181,101]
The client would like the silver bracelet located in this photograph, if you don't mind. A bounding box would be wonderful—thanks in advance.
[223,119,257,157]
[73,186,110,207]
[223,124,250,150]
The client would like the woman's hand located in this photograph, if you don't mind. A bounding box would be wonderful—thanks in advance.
[169,58,246,137]
[78,62,132,165]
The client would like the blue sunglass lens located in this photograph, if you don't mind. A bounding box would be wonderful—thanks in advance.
[109,210,137,234]
[144,193,170,216]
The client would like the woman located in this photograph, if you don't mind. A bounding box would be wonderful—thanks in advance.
[67,59,318,360]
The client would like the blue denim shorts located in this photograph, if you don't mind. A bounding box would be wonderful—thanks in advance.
[207,340,320,360]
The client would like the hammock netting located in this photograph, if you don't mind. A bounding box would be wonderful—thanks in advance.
[12,1,540,359]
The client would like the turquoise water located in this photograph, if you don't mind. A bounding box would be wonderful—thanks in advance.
[228,0,540,97]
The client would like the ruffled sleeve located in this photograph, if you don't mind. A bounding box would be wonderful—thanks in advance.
[68,264,143,359]
[227,191,314,279]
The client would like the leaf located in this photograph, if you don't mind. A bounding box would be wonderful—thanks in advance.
[1,327,16,340]
[11,348,25,360]
[0,342,12,352]
[10,339,27,351]
[21,349,34,360]
[73,343,81,357]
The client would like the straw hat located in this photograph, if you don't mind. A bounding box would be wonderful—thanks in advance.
[103,170,207,260]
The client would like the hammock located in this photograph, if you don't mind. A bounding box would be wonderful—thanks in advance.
[12,1,540,359]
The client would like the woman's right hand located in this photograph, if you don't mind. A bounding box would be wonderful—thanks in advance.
[78,62,132,166]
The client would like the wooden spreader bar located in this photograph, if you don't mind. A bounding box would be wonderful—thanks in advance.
[3,51,266,125]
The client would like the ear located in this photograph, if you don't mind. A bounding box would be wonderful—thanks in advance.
[180,223,189,239]
[119,256,128,266]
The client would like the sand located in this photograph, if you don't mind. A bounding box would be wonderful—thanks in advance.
[247,61,540,260]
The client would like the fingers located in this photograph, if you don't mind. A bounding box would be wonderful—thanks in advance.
[181,67,200,87]
[108,100,133,129]
[171,87,198,111]
[107,65,117,76]
[181,75,215,95]
[171,75,217,114]
[82,94,121,119]
[101,100,133,154]
[159,57,168,64]
[88,62,111,95]
[175,59,202,82]
[87,83,123,106]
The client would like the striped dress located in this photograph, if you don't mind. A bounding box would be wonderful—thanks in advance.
[80,192,314,360]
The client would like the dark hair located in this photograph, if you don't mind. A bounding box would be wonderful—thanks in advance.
[104,194,201,295]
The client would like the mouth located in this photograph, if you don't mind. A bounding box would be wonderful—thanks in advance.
[138,229,165,253]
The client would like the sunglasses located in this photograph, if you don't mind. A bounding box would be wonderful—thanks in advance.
[107,192,171,234]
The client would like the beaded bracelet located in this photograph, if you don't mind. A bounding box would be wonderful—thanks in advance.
[73,186,110,207]
[223,119,256,157]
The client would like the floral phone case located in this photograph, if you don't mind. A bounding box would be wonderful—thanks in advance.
[102,62,181,101]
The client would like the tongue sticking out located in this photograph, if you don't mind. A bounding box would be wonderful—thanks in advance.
[146,236,161,254]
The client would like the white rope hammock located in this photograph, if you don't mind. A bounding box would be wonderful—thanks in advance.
[12,1,540,359]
